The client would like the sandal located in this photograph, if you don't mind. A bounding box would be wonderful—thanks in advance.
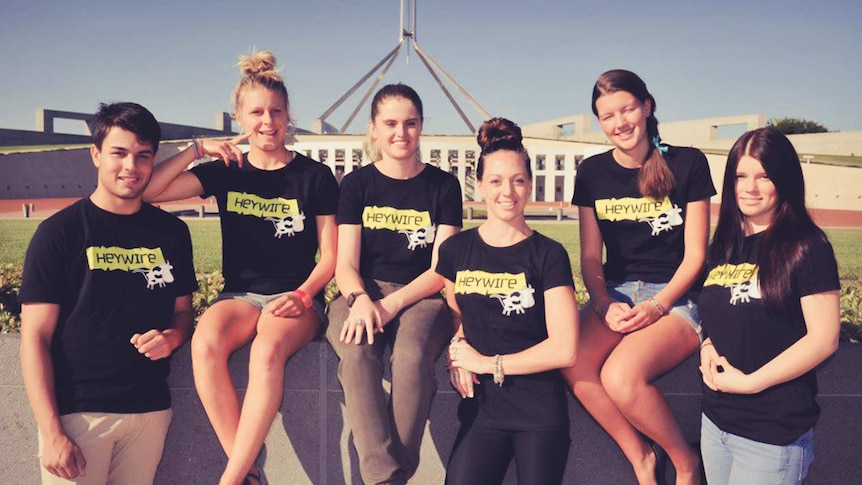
[243,464,265,485]
[648,439,668,485]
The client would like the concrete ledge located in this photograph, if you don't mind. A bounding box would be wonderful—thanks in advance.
[1,335,859,484]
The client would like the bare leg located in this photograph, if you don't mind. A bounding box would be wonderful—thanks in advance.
[218,310,321,485]
[561,306,660,485]
[601,314,702,485]
[191,301,259,458]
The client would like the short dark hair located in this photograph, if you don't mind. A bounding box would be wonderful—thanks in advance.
[91,102,161,153]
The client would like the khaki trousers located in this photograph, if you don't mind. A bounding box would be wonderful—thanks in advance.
[327,279,452,485]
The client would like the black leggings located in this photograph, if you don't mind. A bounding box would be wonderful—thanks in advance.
[445,424,570,485]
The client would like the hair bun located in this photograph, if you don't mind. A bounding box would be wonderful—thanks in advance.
[477,117,523,151]
[237,50,282,82]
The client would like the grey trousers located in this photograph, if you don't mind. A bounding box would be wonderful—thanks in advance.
[326,279,453,485]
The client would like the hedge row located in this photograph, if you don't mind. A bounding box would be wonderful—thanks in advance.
[2,264,860,342]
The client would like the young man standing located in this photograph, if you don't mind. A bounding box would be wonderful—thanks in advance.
[19,102,198,485]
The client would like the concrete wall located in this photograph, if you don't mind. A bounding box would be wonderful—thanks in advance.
[1,335,859,484]
[0,110,235,148]
[788,131,862,157]
[0,142,191,200]
[540,113,862,158]
[659,115,767,151]
[701,152,862,212]
[0,128,91,147]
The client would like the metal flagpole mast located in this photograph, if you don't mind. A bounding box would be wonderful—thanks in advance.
[314,0,491,134]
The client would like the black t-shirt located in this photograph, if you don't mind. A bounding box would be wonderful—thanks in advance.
[436,228,574,431]
[699,232,840,445]
[191,152,339,299]
[572,147,716,283]
[337,164,463,284]
[19,198,198,415]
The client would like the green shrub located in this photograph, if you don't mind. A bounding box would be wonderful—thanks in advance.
[2,263,860,343]
[192,271,225,322]
[840,281,862,343]
[0,264,23,333]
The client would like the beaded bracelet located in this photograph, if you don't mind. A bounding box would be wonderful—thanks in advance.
[192,138,203,160]
[493,354,505,387]
[648,297,667,316]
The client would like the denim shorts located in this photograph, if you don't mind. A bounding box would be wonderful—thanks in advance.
[214,290,326,323]
[605,280,703,340]
[701,414,814,485]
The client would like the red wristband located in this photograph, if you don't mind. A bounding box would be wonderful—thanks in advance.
[293,289,313,310]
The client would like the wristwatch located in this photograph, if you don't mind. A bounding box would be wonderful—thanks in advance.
[347,291,367,308]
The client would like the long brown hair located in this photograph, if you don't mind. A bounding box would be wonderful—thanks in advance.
[709,127,829,314]
[592,69,674,200]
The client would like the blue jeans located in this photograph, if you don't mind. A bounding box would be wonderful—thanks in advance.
[606,280,703,340]
[214,290,326,323]
[701,414,814,485]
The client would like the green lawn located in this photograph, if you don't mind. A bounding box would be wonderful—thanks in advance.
[3,219,862,338]
[2,219,860,279]
[0,219,225,273]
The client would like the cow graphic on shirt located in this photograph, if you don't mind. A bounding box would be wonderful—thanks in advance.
[86,246,176,290]
[134,262,175,289]
[704,262,762,305]
[455,270,536,317]
[639,204,683,236]
[490,285,537,316]
[362,206,435,251]
[729,278,762,305]
[399,224,436,251]
[266,212,306,238]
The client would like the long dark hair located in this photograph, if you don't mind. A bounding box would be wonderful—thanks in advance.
[709,127,828,313]
[592,69,674,200]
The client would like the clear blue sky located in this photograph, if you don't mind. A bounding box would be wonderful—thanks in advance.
[1,0,860,136]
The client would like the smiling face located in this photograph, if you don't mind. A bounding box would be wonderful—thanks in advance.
[369,96,422,164]
[595,90,651,155]
[735,154,779,231]
[235,86,289,152]
[478,149,531,223]
[90,126,155,214]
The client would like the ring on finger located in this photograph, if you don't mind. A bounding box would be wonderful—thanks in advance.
[356,318,365,325]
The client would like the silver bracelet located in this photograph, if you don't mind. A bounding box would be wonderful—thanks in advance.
[648,297,667,316]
